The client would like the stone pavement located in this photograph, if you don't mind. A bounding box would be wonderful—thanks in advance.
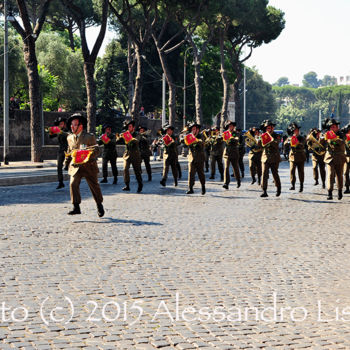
[1,160,350,349]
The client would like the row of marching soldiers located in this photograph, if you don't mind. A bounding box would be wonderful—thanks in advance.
[48,113,350,216]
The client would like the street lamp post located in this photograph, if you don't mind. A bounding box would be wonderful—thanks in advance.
[183,47,192,129]
[3,0,10,165]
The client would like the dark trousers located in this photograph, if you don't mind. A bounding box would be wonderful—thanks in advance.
[124,158,143,185]
[249,157,262,181]
[224,157,240,185]
[312,157,326,184]
[188,161,205,188]
[261,161,281,191]
[210,155,224,177]
[141,155,152,178]
[102,155,118,179]
[290,161,305,185]
[70,168,103,205]
[162,158,178,182]
[57,151,65,183]
[327,161,345,191]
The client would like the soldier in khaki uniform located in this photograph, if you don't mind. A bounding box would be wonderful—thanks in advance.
[237,128,245,179]
[222,121,241,190]
[160,124,178,187]
[342,123,350,194]
[137,126,152,181]
[65,113,104,217]
[247,127,262,185]
[285,122,306,192]
[259,120,281,198]
[117,120,143,193]
[207,126,224,181]
[183,122,206,195]
[98,123,118,184]
[306,128,326,188]
[323,117,346,200]
[49,116,69,189]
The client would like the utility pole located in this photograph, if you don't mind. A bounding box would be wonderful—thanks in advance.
[3,0,10,165]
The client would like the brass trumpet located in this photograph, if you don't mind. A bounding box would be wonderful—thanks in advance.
[307,133,325,156]
[244,131,257,148]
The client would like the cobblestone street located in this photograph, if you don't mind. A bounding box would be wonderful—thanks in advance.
[1,161,350,349]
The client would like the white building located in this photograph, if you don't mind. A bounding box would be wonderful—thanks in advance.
[337,75,350,85]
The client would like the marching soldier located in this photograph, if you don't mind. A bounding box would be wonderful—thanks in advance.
[285,122,306,192]
[323,117,346,200]
[98,123,118,184]
[160,123,178,187]
[65,113,104,217]
[306,128,326,188]
[343,123,350,194]
[183,122,206,195]
[48,116,69,189]
[259,119,281,198]
[222,121,241,190]
[137,126,152,181]
[237,128,245,178]
[246,127,262,185]
[207,126,224,181]
[117,120,143,193]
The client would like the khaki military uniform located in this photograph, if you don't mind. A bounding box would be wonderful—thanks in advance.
[344,138,350,190]
[286,136,306,187]
[162,136,179,183]
[118,132,143,186]
[260,133,281,191]
[137,133,152,180]
[207,135,224,179]
[187,134,206,188]
[223,132,241,186]
[238,136,245,177]
[307,137,326,185]
[248,141,262,184]
[98,133,118,180]
[66,131,103,205]
[324,136,346,191]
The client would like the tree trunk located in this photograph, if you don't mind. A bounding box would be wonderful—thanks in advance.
[68,18,75,51]
[127,35,134,114]
[130,45,143,124]
[24,41,42,162]
[193,59,203,125]
[219,35,229,131]
[83,61,96,133]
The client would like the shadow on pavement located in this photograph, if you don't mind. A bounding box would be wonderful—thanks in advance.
[72,218,163,226]
[288,197,341,204]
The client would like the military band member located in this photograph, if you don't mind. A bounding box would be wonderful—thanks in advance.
[306,128,326,188]
[259,120,281,198]
[117,120,143,193]
[222,121,241,190]
[183,122,206,195]
[207,126,224,180]
[98,124,118,184]
[343,123,350,194]
[65,113,104,217]
[246,127,262,185]
[323,117,346,200]
[137,126,152,181]
[237,128,245,178]
[49,116,69,189]
[160,123,178,187]
[285,122,306,192]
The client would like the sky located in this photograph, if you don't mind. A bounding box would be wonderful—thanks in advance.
[246,0,350,85]
[87,0,350,86]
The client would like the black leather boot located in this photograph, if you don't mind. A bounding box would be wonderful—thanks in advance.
[201,185,206,195]
[222,184,229,190]
[68,204,81,215]
[56,182,65,189]
[186,187,194,194]
[344,185,350,194]
[299,184,303,193]
[137,183,143,193]
[97,203,104,217]
[100,178,108,183]
[251,177,256,185]
[338,189,343,200]
[276,186,281,197]
[327,190,333,200]
[122,183,130,191]
[113,177,118,184]
[260,190,268,198]
[160,179,166,187]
